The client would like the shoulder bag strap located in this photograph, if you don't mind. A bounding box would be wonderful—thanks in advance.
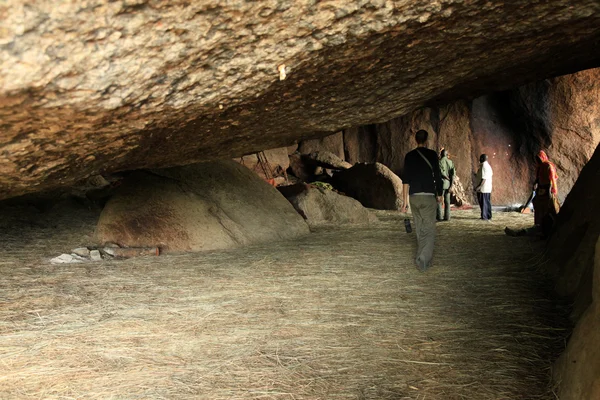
[416,149,433,171]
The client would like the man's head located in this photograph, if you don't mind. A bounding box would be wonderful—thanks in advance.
[479,154,488,163]
[415,129,428,145]
[440,149,448,158]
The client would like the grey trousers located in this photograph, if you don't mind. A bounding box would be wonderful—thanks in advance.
[410,195,438,270]
[436,189,451,221]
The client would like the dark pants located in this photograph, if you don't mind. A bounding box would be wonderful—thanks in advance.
[436,189,451,221]
[477,192,492,220]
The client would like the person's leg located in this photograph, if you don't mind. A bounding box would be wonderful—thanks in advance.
[477,192,484,219]
[414,196,437,270]
[436,200,443,221]
[410,196,425,253]
[483,193,492,220]
[443,189,451,220]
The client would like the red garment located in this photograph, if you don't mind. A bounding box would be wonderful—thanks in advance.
[536,150,558,195]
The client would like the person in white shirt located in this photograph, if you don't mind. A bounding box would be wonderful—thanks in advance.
[475,154,493,221]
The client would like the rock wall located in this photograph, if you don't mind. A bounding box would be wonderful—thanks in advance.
[550,143,600,400]
[2,1,600,199]
[298,132,345,161]
[233,147,290,182]
[345,68,600,205]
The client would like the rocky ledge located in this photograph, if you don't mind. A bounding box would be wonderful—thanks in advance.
[1,1,600,199]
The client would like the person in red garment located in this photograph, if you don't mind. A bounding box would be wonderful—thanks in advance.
[505,150,560,237]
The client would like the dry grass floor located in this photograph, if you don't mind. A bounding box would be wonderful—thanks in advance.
[0,203,568,399]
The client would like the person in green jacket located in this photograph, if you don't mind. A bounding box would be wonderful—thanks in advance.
[437,149,455,221]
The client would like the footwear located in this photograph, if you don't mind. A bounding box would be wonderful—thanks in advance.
[415,260,430,272]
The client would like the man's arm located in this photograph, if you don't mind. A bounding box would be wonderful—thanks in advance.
[520,190,535,212]
[475,179,485,192]
[401,183,410,212]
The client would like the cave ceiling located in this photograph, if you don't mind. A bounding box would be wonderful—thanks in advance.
[1,0,600,199]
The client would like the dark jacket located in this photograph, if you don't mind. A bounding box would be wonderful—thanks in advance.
[401,147,443,196]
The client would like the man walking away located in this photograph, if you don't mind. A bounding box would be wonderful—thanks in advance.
[401,130,443,271]
[475,154,493,221]
[437,149,455,221]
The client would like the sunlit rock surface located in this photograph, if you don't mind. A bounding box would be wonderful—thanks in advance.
[358,68,600,205]
[2,1,600,199]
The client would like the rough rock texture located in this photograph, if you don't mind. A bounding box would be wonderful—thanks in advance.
[449,175,470,208]
[512,68,600,203]
[305,151,352,170]
[343,125,378,165]
[331,163,403,210]
[233,146,290,180]
[544,144,600,399]
[547,143,600,312]
[298,132,345,161]
[2,1,600,199]
[288,153,312,182]
[348,68,600,205]
[96,161,309,252]
[278,183,377,227]
[553,237,600,400]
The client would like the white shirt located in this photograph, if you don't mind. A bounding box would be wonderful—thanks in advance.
[477,161,493,193]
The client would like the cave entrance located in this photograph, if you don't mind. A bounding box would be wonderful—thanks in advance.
[0,202,566,398]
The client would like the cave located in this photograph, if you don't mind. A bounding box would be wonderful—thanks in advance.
[1,1,600,399]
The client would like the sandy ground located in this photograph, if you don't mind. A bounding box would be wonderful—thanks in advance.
[0,202,568,399]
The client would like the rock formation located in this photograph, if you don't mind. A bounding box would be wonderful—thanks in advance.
[298,132,345,162]
[345,68,600,205]
[2,1,600,199]
[278,183,377,227]
[233,147,290,183]
[545,143,600,399]
[331,163,403,210]
[96,161,309,252]
[546,143,600,315]
[553,239,600,400]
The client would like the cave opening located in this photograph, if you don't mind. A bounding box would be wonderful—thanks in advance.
[1,67,599,397]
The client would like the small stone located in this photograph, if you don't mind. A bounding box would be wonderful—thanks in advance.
[72,247,90,257]
[50,254,83,264]
[90,250,103,261]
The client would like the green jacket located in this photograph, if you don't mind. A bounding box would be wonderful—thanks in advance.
[439,156,455,190]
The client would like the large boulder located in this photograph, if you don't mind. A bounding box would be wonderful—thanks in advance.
[546,144,600,399]
[96,161,309,252]
[305,151,352,170]
[278,183,377,227]
[547,143,600,312]
[331,163,403,210]
[553,237,600,400]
